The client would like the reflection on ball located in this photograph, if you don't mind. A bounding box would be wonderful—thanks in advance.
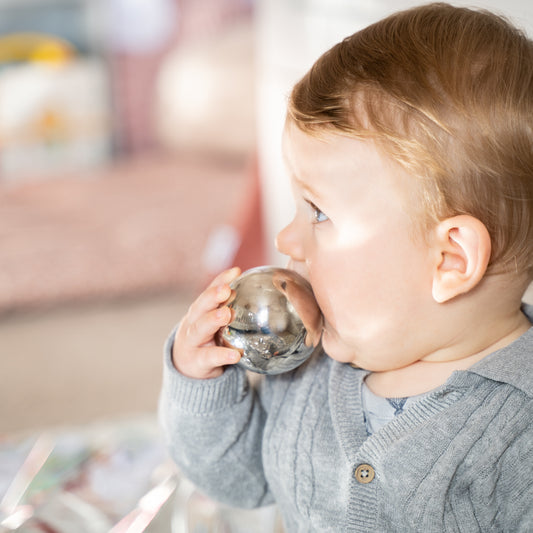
[216,266,321,375]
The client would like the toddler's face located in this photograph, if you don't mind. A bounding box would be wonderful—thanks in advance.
[276,121,438,371]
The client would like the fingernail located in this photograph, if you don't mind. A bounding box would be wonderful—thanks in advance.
[229,350,241,362]
[217,285,228,299]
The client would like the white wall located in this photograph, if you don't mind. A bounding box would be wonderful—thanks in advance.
[255,0,533,264]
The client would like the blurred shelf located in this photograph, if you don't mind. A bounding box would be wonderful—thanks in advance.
[0,151,249,314]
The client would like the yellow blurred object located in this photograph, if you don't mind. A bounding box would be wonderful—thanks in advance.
[36,108,67,145]
[0,57,112,180]
[0,32,75,64]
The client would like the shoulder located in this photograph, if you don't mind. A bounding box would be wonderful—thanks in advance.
[467,316,533,398]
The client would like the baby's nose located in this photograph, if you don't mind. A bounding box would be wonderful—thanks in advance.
[275,219,304,262]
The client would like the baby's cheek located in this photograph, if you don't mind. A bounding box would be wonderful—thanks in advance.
[309,262,348,320]
[307,274,331,318]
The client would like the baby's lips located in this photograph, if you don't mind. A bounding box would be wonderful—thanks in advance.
[272,272,323,347]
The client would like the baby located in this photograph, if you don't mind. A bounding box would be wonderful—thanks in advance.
[160,3,533,531]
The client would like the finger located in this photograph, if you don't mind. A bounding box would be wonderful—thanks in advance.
[179,345,241,380]
[187,267,242,321]
[206,266,242,290]
[187,284,232,325]
[172,306,235,377]
[202,344,242,371]
[184,305,233,348]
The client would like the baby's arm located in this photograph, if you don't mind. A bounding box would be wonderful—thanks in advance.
[159,267,274,508]
[493,426,533,532]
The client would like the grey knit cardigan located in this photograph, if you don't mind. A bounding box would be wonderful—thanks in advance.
[159,305,533,532]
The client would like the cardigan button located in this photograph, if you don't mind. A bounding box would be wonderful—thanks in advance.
[354,463,375,484]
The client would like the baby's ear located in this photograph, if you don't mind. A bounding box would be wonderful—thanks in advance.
[431,215,491,303]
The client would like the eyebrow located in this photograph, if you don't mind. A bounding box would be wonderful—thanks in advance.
[294,174,321,200]
[282,150,321,199]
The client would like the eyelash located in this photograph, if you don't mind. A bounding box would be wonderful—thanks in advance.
[306,200,329,224]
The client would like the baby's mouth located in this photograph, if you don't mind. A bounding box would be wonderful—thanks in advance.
[286,261,310,281]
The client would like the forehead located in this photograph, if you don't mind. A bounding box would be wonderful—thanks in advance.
[282,120,389,184]
[282,119,419,210]
[281,122,354,180]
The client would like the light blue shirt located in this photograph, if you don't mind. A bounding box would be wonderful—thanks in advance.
[360,381,428,435]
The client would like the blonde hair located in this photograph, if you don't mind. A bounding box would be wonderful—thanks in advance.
[288,3,533,277]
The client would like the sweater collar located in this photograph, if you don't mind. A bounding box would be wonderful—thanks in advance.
[464,303,533,397]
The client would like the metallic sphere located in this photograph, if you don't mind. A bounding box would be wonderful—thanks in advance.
[216,266,322,375]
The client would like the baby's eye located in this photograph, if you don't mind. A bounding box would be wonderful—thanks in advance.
[307,200,329,224]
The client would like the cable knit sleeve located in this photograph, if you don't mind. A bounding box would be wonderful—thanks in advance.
[158,328,275,508]
[491,397,533,532]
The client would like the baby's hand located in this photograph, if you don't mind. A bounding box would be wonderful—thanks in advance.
[172,267,242,379]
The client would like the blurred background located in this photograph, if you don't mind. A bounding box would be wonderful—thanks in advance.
[0,0,532,529]
[0,0,261,434]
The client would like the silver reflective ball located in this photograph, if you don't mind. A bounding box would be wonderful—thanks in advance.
[216,266,321,375]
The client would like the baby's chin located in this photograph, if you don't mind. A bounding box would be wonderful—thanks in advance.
[321,328,387,371]
[321,329,359,366]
